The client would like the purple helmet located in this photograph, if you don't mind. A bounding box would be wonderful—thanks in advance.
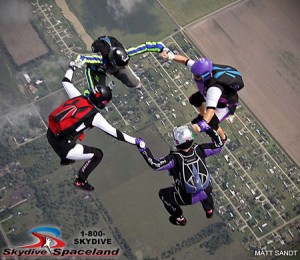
[191,57,213,82]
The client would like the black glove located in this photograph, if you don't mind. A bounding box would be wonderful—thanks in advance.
[206,128,223,147]
[191,114,204,124]
[191,114,219,131]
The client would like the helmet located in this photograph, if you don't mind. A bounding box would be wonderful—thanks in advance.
[89,85,112,109]
[108,47,130,68]
[91,39,102,53]
[191,57,213,82]
[173,125,194,150]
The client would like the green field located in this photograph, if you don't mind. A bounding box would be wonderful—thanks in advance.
[0,48,30,114]
[0,0,299,259]
[66,0,177,47]
[161,0,238,26]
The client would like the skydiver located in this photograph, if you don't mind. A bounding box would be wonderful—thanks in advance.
[47,61,141,191]
[75,35,172,96]
[162,52,244,143]
[136,125,224,226]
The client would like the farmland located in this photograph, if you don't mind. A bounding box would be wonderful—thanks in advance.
[0,0,299,259]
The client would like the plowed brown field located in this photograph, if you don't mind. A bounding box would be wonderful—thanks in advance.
[186,0,300,165]
[0,22,48,66]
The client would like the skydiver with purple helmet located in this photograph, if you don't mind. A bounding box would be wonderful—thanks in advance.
[161,51,244,143]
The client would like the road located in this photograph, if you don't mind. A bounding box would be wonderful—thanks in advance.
[54,0,94,48]
[0,222,12,247]
[36,0,74,56]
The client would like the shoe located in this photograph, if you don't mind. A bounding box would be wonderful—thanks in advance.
[169,215,187,226]
[206,209,214,219]
[73,178,94,191]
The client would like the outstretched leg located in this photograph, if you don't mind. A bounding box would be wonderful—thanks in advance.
[112,66,142,89]
[66,144,103,191]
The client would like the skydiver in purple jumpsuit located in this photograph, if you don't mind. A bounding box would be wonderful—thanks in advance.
[136,125,224,226]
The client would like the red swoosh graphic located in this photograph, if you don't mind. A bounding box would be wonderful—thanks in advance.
[20,232,65,248]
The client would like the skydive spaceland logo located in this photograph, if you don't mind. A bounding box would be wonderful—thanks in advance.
[2,226,120,257]
[2,226,66,257]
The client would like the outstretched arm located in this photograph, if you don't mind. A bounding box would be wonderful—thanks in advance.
[135,140,174,171]
[62,66,81,99]
[138,147,175,171]
[92,113,136,144]
[160,51,190,64]
[75,54,104,66]
[198,141,223,157]
[173,54,189,64]
[126,42,165,57]
[197,128,224,157]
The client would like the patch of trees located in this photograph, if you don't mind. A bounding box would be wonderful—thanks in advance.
[200,229,233,255]
[161,222,232,258]
[32,179,100,240]
[0,142,15,166]
[14,136,59,180]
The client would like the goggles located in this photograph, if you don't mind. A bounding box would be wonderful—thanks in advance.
[193,71,211,82]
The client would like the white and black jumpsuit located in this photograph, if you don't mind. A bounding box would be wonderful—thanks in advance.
[139,141,222,218]
[47,68,136,182]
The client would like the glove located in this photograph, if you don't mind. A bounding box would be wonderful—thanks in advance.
[197,119,211,132]
[191,114,204,124]
[69,60,83,71]
[206,128,223,147]
[136,138,146,152]
[162,47,175,60]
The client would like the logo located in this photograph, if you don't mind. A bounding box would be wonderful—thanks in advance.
[121,55,129,62]
[20,226,65,255]
[2,227,121,257]
[2,226,65,257]
[55,103,79,121]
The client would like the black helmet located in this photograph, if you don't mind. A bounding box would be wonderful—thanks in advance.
[89,85,112,109]
[91,39,102,53]
[108,47,130,68]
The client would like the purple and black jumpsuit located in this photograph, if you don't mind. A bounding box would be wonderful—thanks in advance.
[139,140,222,219]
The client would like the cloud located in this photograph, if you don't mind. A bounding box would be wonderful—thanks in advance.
[106,0,143,19]
[17,56,69,86]
[0,0,32,25]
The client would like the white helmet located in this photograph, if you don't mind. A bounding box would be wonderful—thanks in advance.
[173,125,194,149]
